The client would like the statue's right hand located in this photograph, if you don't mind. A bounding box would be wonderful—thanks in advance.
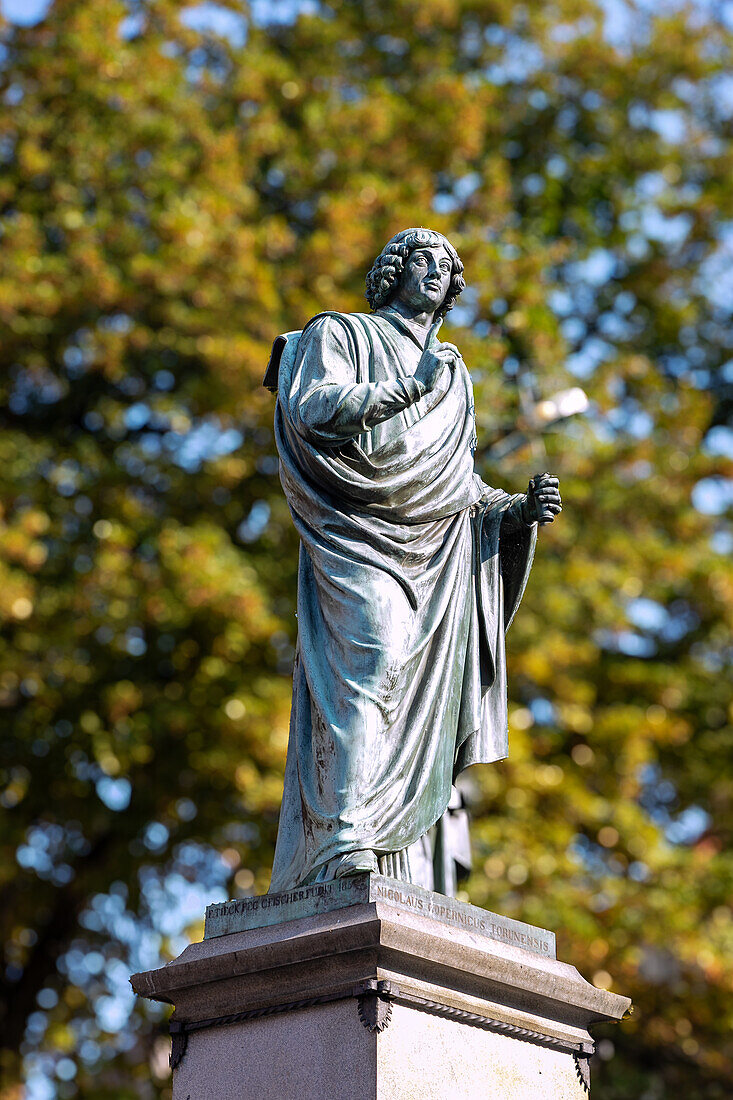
[413,319,461,393]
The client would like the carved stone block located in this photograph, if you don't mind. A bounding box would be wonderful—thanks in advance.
[131,880,629,1098]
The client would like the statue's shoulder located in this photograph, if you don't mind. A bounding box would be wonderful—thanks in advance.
[297,310,376,354]
[302,310,374,336]
[263,313,373,393]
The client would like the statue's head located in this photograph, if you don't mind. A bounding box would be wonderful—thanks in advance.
[365,228,466,319]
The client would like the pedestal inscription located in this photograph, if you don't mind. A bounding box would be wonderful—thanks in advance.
[132,880,631,1099]
[204,872,556,958]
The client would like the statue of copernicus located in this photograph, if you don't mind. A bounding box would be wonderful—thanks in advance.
[265,228,562,895]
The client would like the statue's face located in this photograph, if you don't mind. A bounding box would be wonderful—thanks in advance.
[394,244,453,314]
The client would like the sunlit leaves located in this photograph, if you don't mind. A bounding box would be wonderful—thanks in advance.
[1,0,732,1096]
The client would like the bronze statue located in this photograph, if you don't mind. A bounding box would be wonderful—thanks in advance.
[265,228,561,895]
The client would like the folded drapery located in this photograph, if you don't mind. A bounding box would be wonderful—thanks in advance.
[269,310,536,892]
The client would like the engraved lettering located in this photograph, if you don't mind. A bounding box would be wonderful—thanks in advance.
[205,876,552,958]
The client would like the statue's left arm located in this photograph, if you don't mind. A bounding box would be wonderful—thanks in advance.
[475,475,562,634]
[491,474,563,535]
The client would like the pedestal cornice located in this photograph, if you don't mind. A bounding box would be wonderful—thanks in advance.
[131,876,630,1096]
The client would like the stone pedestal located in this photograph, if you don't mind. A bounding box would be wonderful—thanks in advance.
[131,874,630,1099]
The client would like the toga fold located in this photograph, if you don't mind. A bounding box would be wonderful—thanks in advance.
[269,308,536,892]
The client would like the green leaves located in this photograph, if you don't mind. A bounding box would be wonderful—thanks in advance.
[0,0,732,1095]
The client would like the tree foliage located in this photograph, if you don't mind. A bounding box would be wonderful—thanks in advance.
[1,1,732,1096]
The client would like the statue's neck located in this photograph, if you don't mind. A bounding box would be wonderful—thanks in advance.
[385,298,435,329]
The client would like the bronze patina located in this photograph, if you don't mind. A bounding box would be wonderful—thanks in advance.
[266,228,562,895]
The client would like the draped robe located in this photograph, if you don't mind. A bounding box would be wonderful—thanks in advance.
[269,308,536,893]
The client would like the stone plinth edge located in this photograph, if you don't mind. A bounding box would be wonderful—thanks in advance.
[204,873,557,959]
[131,891,630,1097]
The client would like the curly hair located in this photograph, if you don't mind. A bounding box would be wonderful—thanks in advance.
[365,227,466,318]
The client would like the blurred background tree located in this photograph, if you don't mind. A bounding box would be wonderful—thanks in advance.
[0,0,731,1096]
